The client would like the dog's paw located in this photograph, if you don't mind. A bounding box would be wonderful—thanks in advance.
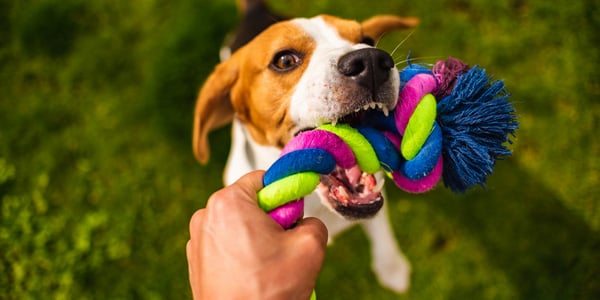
[372,253,411,293]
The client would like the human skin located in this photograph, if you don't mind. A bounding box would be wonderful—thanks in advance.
[186,171,328,299]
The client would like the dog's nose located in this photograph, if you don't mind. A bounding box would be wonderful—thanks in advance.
[337,48,395,93]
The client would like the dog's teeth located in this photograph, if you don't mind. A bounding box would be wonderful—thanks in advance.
[333,186,350,202]
[363,104,370,110]
[376,103,383,109]
[331,118,338,126]
[369,102,376,109]
[382,106,389,117]
[372,177,385,193]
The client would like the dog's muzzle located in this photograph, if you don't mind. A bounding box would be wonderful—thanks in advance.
[304,48,396,220]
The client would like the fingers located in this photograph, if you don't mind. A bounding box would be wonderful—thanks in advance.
[188,209,206,240]
[291,217,329,249]
[186,240,200,299]
[186,240,194,276]
[288,217,328,278]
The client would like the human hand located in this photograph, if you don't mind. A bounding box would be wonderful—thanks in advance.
[186,171,328,299]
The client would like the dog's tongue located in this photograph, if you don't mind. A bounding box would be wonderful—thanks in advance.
[345,165,363,185]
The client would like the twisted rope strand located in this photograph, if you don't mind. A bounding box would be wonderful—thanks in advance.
[256,57,517,228]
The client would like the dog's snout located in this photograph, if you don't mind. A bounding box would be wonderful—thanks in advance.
[337,48,395,93]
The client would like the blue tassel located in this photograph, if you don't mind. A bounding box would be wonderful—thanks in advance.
[437,66,518,193]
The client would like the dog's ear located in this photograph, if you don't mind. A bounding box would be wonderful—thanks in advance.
[193,57,239,164]
[362,15,419,42]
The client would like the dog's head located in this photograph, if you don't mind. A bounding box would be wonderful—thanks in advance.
[194,14,418,219]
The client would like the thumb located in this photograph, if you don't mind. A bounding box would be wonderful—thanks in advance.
[228,170,266,206]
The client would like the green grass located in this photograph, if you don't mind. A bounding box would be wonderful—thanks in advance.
[1,0,598,299]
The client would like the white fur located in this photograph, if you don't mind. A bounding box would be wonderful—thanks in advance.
[289,17,364,130]
[224,16,411,293]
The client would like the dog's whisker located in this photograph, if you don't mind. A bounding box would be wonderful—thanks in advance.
[392,51,442,63]
[394,55,445,67]
[389,30,416,58]
[374,31,390,48]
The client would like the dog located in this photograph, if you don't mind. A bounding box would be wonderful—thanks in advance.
[193,0,419,293]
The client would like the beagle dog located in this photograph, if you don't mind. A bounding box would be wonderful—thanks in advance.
[193,0,418,293]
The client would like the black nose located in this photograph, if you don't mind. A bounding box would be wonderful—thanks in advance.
[337,48,395,93]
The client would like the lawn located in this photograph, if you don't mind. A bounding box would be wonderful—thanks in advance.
[1,0,598,299]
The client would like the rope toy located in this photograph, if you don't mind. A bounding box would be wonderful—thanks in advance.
[259,57,518,229]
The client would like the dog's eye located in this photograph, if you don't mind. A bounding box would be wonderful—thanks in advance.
[360,36,375,46]
[270,50,302,72]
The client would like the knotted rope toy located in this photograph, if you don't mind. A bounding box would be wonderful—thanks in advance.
[258,57,518,229]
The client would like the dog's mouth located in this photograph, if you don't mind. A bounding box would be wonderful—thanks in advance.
[332,101,392,127]
[317,165,384,219]
[313,101,392,219]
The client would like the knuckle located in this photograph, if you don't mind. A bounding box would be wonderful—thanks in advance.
[206,188,239,215]
[189,209,205,233]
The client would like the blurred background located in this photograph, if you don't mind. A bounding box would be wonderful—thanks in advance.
[1,0,598,299]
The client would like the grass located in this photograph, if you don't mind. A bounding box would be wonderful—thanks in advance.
[1,0,598,299]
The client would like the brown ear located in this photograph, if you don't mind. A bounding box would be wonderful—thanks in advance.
[193,58,239,164]
[362,15,419,42]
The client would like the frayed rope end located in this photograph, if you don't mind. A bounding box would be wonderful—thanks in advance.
[436,64,519,193]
